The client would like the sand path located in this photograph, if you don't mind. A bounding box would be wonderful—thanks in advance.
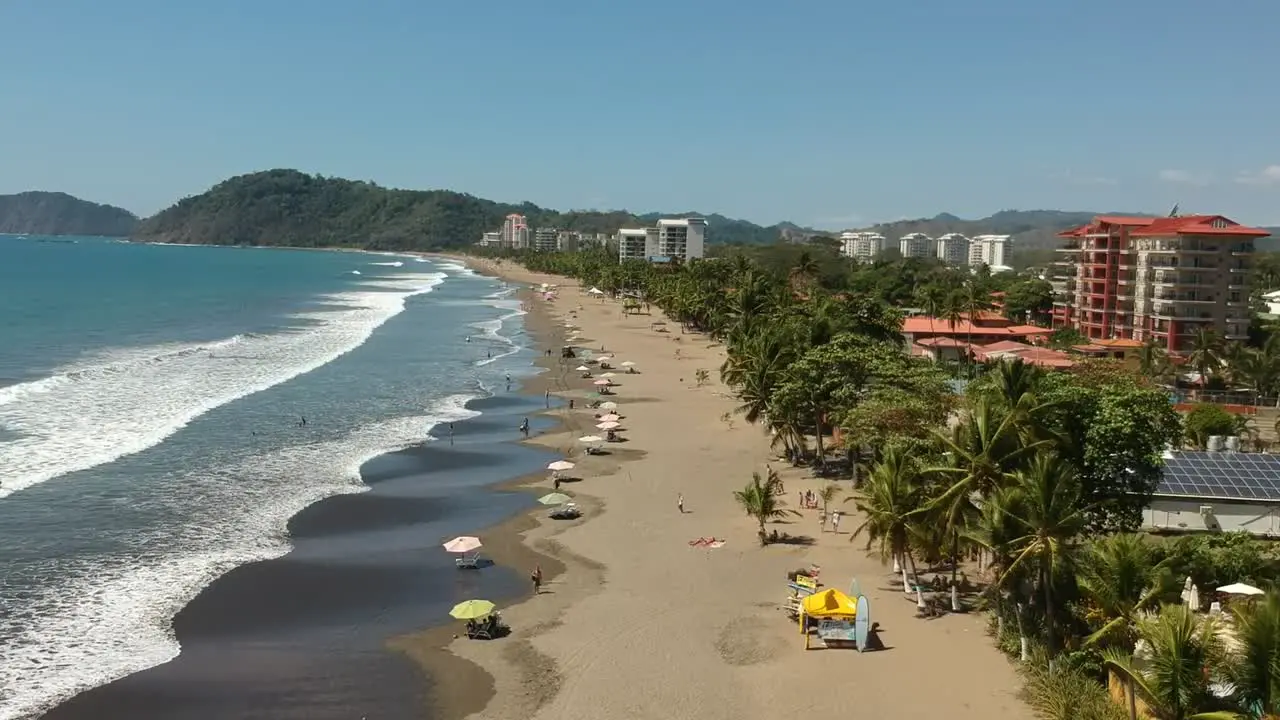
[444,260,1026,720]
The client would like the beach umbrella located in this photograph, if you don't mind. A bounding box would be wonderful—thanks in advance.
[443,536,482,554]
[593,379,612,386]
[548,460,576,472]
[450,599,496,620]
[596,421,621,430]
[578,435,603,443]
[598,414,620,422]
[1218,582,1265,596]
[620,361,636,367]
[599,372,617,378]
[575,365,591,372]
[538,492,572,505]
[597,355,613,362]
[1189,583,1201,611]
[598,401,618,410]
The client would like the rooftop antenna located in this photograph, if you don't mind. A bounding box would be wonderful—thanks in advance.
[1168,203,1180,218]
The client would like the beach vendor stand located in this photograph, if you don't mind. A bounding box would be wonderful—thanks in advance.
[799,588,868,650]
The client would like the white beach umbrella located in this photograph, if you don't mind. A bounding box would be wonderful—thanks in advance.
[443,536,483,554]
[598,401,618,410]
[575,365,591,371]
[597,355,613,362]
[548,460,576,472]
[1218,582,1265,596]
[596,421,621,430]
[1189,583,1202,611]
[578,435,603,443]
[599,372,617,378]
[598,414,620,422]
[593,379,612,386]
[620,361,636,367]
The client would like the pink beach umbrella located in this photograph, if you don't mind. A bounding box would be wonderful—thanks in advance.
[443,536,482,554]
[592,379,612,386]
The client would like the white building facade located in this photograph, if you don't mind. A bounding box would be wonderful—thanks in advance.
[936,233,970,265]
[899,232,932,259]
[839,232,885,263]
[656,218,707,261]
[616,228,651,261]
[970,234,1011,269]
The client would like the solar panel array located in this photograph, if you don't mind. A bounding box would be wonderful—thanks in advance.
[1157,452,1280,501]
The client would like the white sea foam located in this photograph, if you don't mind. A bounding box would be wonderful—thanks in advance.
[474,288,527,366]
[0,394,480,720]
[0,272,447,498]
[369,261,404,267]
[435,261,476,276]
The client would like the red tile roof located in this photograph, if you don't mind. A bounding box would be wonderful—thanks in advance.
[902,317,1052,337]
[916,337,972,348]
[1095,216,1157,226]
[1130,214,1270,238]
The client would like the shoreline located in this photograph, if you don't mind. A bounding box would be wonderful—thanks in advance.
[392,262,616,719]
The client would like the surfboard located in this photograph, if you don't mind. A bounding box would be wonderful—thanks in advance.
[854,595,870,652]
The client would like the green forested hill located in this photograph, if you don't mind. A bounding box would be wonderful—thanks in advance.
[0,191,138,236]
[133,169,796,250]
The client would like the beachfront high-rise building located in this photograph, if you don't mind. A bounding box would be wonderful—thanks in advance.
[969,234,1011,269]
[478,231,502,248]
[555,231,578,252]
[1053,214,1268,353]
[656,217,707,262]
[500,214,529,249]
[616,228,651,261]
[899,233,932,259]
[534,227,558,252]
[839,232,886,263]
[936,233,970,265]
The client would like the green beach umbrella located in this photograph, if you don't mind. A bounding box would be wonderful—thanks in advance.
[538,492,572,505]
[449,599,496,620]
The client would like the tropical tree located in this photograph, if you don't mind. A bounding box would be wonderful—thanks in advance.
[848,447,928,594]
[1218,592,1280,719]
[733,470,798,544]
[1078,534,1179,649]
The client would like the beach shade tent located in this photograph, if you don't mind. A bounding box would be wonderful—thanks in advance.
[596,421,621,430]
[538,492,572,505]
[799,588,861,650]
[578,435,604,443]
[450,599,496,620]
[443,536,483,554]
[548,460,576,472]
[587,287,604,295]
[598,401,618,410]
[593,379,613,387]
[598,414,621,423]
[1218,583,1265,596]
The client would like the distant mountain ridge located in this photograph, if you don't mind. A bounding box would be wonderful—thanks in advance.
[0,191,138,236]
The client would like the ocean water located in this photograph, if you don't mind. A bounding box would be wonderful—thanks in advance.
[0,237,534,719]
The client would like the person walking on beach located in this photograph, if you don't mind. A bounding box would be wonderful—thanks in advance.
[299,416,307,427]
[448,422,454,445]
[677,493,685,514]
[568,399,575,410]
[831,510,842,534]
[520,417,530,437]
[531,565,543,594]
[545,389,550,408]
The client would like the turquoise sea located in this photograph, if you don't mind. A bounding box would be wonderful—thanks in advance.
[0,236,540,719]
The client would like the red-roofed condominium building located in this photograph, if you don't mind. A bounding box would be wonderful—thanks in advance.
[1051,214,1269,354]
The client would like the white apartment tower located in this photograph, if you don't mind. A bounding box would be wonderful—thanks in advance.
[970,234,1011,269]
[533,227,558,252]
[839,232,886,263]
[936,233,970,265]
[616,228,650,261]
[656,218,707,261]
[899,233,932,259]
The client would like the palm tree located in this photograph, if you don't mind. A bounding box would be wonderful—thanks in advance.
[733,470,797,544]
[1078,534,1179,649]
[1102,605,1233,720]
[788,251,820,293]
[1000,452,1091,657]
[1138,340,1173,384]
[818,483,842,514]
[1187,328,1225,392]
[1219,592,1280,719]
[848,447,928,595]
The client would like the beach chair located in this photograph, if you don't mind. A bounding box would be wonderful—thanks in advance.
[455,552,481,569]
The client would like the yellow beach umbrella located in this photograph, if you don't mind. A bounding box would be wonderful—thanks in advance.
[450,599,496,620]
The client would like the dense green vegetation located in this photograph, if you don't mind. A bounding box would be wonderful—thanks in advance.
[132,169,796,250]
[482,245,1280,720]
[0,191,138,236]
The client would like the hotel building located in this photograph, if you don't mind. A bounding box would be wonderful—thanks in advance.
[500,214,529,249]
[616,228,653,261]
[533,227,558,252]
[617,218,707,263]
[899,232,932,259]
[1053,215,1267,353]
[969,234,1011,269]
[936,233,970,265]
[839,232,886,263]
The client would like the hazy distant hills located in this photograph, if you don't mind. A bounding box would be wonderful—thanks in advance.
[8,173,1279,253]
[0,191,138,236]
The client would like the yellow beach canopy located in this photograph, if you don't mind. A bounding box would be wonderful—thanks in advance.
[449,599,496,620]
[801,588,858,618]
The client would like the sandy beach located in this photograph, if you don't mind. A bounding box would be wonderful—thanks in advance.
[397,256,1028,720]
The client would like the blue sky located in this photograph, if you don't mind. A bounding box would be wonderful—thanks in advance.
[2,0,1278,228]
